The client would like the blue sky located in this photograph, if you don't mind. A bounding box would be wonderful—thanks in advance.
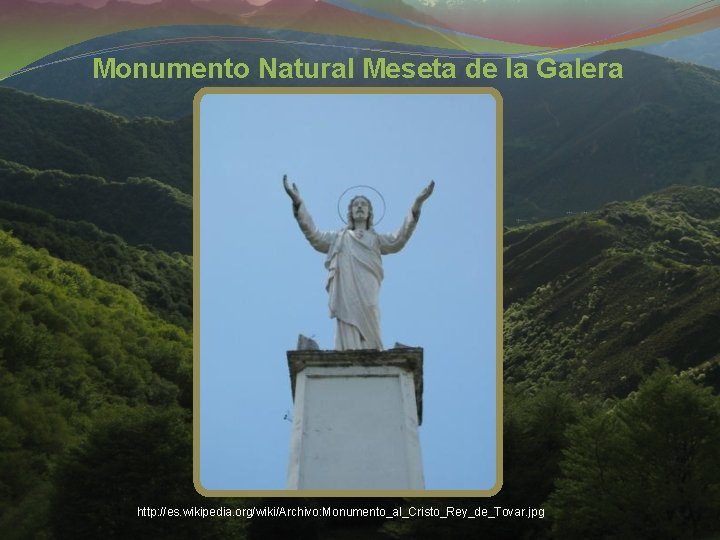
[198,90,499,492]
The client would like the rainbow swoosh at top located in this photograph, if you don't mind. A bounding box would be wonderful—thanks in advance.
[1,0,719,79]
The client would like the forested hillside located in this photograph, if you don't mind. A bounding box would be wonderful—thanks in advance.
[0,231,210,538]
[500,49,720,224]
[505,186,720,396]
[0,159,192,254]
[0,87,204,538]
[0,87,191,192]
[0,201,191,327]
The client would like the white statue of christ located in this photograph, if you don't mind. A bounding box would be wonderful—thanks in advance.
[284,175,434,350]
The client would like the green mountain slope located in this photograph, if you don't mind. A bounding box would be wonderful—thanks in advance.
[0,230,194,535]
[0,229,192,408]
[0,201,191,327]
[0,87,191,193]
[504,185,720,397]
[501,49,720,224]
[0,159,192,254]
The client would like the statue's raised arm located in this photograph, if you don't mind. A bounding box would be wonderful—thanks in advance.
[378,180,434,255]
[284,175,333,254]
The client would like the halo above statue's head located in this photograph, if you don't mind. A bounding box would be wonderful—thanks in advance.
[338,185,386,226]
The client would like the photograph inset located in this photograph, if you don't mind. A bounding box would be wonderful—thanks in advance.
[196,89,501,494]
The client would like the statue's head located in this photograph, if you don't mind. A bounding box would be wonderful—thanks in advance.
[347,195,374,230]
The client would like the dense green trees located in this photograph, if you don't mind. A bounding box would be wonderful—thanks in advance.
[0,231,193,537]
[548,368,720,539]
[50,406,230,540]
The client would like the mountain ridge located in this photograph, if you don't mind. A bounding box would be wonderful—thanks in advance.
[0,87,192,193]
[0,159,192,254]
[505,185,720,397]
[499,49,720,223]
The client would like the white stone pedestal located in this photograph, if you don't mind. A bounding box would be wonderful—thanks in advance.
[286,349,424,490]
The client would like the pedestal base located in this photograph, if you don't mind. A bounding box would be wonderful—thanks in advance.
[286,349,424,490]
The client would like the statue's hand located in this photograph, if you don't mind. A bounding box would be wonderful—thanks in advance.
[417,180,435,203]
[283,174,302,206]
[412,180,435,216]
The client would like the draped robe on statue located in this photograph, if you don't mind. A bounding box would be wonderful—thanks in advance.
[295,203,418,350]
